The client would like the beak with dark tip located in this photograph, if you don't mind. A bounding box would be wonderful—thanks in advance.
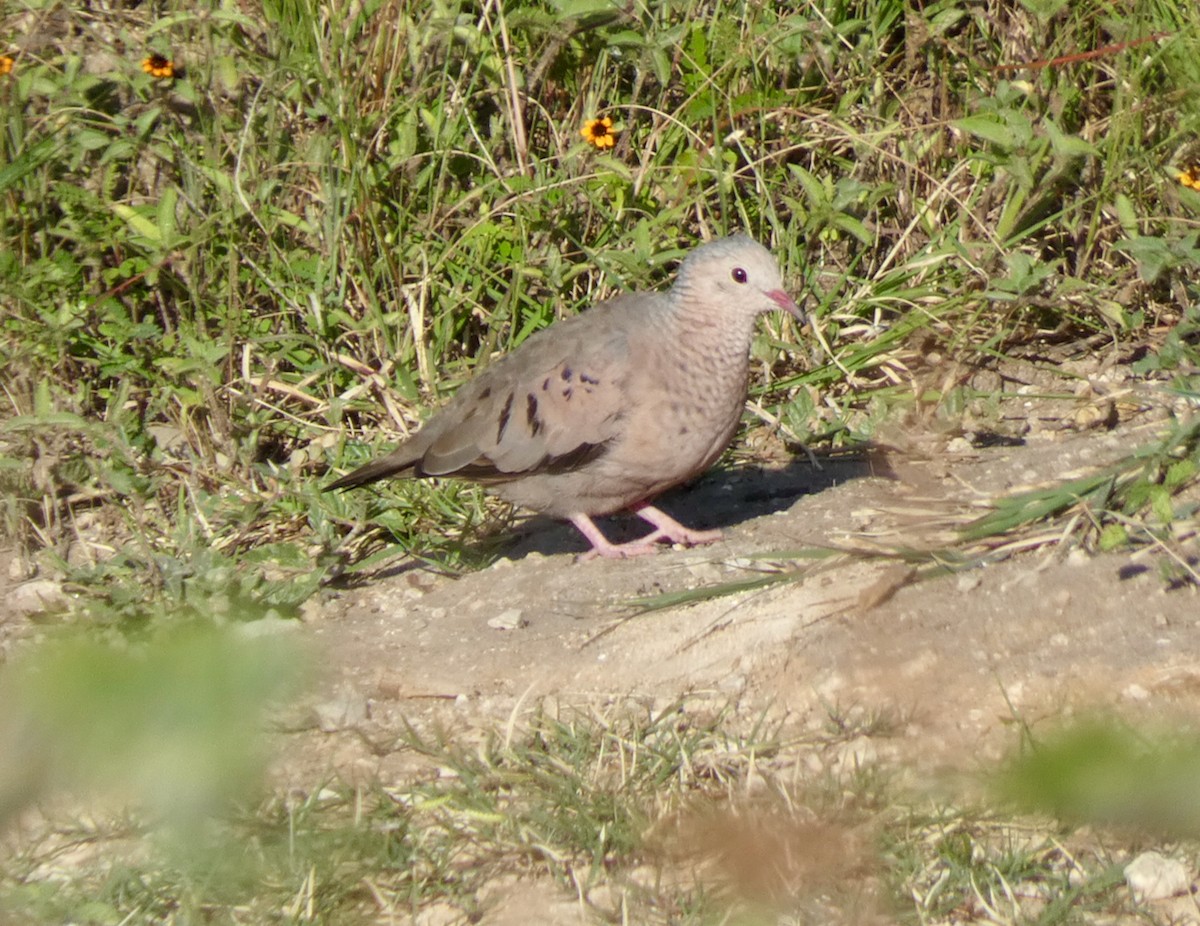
[766,289,805,324]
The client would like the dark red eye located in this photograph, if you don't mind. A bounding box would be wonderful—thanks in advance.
[731,267,748,283]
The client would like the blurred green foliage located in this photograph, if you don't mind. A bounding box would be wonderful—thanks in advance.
[0,624,308,829]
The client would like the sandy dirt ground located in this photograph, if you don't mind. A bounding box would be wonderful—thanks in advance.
[298,404,1200,781]
[5,354,1200,923]
[268,371,1199,921]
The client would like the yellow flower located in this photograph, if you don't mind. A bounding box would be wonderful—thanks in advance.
[1178,166,1200,191]
[580,116,616,150]
[141,54,175,80]
[0,55,13,76]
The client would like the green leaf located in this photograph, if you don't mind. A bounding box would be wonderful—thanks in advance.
[953,115,1015,149]
[34,379,52,417]
[650,46,671,84]
[788,164,828,204]
[1113,194,1138,236]
[3,411,93,432]
[549,0,624,20]
[0,136,62,193]
[1098,523,1128,551]
[112,203,162,245]
[1164,459,1197,491]
[1042,118,1099,158]
[832,213,873,245]
[214,54,240,94]
[158,186,179,246]
[1149,485,1174,525]
[1113,236,1171,284]
[102,465,138,495]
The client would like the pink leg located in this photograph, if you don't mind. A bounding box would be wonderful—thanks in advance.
[568,506,722,561]
[632,503,722,547]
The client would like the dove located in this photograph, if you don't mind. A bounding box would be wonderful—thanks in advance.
[327,235,802,559]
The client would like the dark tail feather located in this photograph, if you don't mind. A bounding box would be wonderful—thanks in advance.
[324,451,417,491]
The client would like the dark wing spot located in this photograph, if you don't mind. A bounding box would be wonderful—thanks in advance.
[541,441,610,473]
[455,440,612,481]
[542,377,550,391]
[526,393,542,436]
[479,386,492,400]
[496,392,514,443]
[580,372,599,385]
[678,426,689,435]
[562,387,573,400]
[561,367,573,381]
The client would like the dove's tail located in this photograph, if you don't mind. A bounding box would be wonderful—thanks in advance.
[324,450,419,491]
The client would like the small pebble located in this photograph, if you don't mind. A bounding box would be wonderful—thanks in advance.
[487,609,526,631]
[833,736,878,774]
[1124,851,1192,901]
[686,561,724,583]
[718,673,746,694]
[234,616,300,639]
[311,685,369,732]
[299,598,324,622]
[956,573,982,593]
[11,579,68,616]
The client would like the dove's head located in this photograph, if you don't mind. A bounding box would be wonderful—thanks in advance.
[672,235,803,322]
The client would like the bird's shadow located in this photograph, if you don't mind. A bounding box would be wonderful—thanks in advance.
[329,445,889,585]
[501,444,889,560]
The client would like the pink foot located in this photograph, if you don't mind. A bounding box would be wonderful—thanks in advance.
[633,503,723,547]
[568,506,722,562]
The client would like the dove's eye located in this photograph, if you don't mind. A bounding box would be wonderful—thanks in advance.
[731,267,748,284]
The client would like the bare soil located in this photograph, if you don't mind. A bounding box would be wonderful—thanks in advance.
[6,353,1200,923]
[289,356,1200,806]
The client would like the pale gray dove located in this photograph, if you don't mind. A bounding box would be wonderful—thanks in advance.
[328,235,802,559]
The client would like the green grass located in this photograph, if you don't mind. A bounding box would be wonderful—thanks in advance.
[0,695,1177,924]
[4,0,1200,921]
[3,0,1199,594]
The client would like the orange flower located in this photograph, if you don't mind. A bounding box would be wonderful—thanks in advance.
[0,55,13,76]
[580,116,616,150]
[1178,166,1200,191]
[141,54,175,80]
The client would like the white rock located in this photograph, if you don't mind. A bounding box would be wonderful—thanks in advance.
[234,616,300,639]
[718,673,746,694]
[10,579,68,616]
[956,573,982,593]
[413,902,460,926]
[298,598,324,622]
[487,609,526,631]
[686,561,724,583]
[1124,851,1192,901]
[833,735,877,774]
[311,685,369,732]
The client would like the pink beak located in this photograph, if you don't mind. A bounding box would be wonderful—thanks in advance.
[766,288,804,323]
